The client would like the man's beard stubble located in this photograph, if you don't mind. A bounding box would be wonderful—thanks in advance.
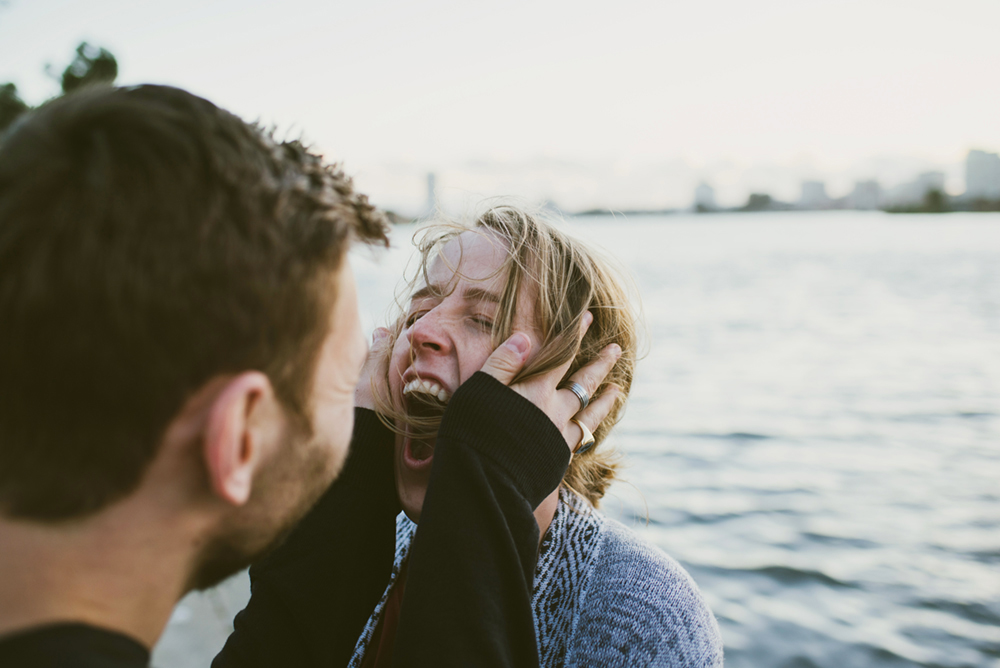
[188,422,345,591]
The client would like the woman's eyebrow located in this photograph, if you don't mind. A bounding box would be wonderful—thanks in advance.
[409,284,444,303]
[408,284,499,305]
[463,287,500,305]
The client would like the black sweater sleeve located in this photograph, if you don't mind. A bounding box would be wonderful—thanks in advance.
[392,372,570,668]
[212,408,400,668]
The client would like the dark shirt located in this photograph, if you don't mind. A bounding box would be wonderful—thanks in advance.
[0,623,148,668]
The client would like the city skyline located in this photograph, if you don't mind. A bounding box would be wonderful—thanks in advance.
[376,147,997,216]
[2,0,998,214]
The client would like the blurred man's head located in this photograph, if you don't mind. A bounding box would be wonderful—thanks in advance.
[0,84,388,587]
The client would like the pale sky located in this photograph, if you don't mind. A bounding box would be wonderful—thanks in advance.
[2,0,998,211]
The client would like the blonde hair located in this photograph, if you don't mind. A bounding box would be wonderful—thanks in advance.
[374,204,640,506]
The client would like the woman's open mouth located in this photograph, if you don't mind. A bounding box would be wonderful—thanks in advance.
[401,379,451,469]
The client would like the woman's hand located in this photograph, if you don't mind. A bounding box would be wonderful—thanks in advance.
[355,327,391,411]
[478,312,622,453]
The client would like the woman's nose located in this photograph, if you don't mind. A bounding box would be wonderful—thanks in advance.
[408,309,452,354]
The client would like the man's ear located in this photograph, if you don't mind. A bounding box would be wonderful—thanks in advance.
[203,372,276,506]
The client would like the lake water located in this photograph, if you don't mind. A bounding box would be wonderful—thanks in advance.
[154,211,1000,668]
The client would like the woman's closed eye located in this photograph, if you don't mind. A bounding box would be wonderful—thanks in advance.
[405,310,428,327]
[470,315,494,330]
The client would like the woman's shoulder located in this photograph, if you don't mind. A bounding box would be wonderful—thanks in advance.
[589,512,701,592]
[570,503,724,668]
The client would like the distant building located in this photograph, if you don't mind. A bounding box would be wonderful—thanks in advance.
[799,181,829,209]
[966,150,1000,200]
[694,182,716,211]
[849,180,882,210]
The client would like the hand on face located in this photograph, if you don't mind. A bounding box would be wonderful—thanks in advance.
[478,311,623,454]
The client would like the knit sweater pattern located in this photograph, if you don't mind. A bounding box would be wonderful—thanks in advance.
[349,489,724,668]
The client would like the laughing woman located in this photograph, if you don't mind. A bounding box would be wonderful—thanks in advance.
[352,206,723,668]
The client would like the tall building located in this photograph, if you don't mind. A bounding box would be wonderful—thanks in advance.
[694,182,716,211]
[849,180,882,210]
[426,172,438,214]
[966,150,1000,200]
[799,181,829,209]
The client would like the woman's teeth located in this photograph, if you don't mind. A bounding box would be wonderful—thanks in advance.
[402,379,450,404]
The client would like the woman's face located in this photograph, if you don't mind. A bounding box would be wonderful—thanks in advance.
[388,230,540,522]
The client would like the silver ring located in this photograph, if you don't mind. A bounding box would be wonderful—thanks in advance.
[562,381,590,411]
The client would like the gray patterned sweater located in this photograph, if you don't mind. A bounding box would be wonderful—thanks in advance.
[349,489,724,668]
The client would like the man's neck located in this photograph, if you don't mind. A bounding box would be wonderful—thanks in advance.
[0,501,199,648]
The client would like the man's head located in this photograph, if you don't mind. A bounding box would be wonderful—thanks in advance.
[0,85,387,584]
[373,205,639,521]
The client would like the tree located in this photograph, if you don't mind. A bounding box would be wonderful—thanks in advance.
[0,83,29,133]
[923,189,947,214]
[742,193,773,212]
[57,42,118,95]
[0,42,118,136]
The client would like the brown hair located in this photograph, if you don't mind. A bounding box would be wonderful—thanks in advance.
[0,84,389,520]
[375,205,640,506]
